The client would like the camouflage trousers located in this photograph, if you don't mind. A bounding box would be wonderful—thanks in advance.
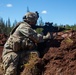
[2,52,19,75]
[2,50,39,75]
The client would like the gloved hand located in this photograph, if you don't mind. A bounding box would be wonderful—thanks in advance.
[46,32,51,39]
[43,32,51,39]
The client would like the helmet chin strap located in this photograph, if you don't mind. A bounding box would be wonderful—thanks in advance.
[25,20,37,25]
[29,22,36,25]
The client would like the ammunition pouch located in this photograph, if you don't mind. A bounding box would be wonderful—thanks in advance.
[21,38,36,50]
[6,35,22,51]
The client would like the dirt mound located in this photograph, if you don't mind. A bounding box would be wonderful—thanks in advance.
[0,34,7,46]
[39,31,76,75]
[0,34,7,57]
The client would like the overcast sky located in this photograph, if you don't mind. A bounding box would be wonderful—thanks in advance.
[0,0,76,25]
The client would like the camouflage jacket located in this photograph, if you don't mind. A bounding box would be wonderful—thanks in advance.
[2,22,44,56]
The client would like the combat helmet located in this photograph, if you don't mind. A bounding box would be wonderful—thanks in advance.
[23,11,39,23]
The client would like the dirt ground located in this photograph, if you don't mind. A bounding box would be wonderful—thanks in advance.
[37,31,76,75]
[0,31,76,75]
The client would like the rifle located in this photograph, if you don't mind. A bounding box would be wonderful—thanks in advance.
[33,22,65,35]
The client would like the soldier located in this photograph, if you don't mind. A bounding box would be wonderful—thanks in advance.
[2,11,51,75]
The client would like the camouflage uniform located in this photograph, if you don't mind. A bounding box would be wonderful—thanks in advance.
[2,22,45,75]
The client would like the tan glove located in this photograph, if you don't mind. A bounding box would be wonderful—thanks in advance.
[43,32,51,39]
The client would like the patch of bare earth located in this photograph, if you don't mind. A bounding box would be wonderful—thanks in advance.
[39,31,76,75]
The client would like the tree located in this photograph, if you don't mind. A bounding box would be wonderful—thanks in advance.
[65,24,71,30]
[27,6,30,12]
[36,17,44,33]
[12,20,17,27]
[0,18,5,33]
[38,17,44,26]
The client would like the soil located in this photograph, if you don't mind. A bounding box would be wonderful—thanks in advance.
[37,31,76,75]
[0,31,76,75]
